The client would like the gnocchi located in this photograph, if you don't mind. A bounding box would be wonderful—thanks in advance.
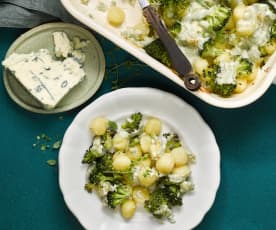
[132,186,150,204]
[113,133,129,151]
[140,134,152,153]
[144,118,162,135]
[83,113,195,222]
[156,153,175,174]
[171,147,188,167]
[138,167,158,187]
[107,6,125,27]
[89,117,108,135]
[112,153,131,171]
[126,145,142,160]
[172,165,191,179]
[120,199,136,219]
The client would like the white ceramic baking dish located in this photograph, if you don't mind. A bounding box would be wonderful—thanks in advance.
[61,0,276,108]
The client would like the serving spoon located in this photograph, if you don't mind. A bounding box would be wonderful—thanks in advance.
[138,0,201,91]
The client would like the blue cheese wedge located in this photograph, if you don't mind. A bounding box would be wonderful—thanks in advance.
[52,32,73,58]
[2,49,85,109]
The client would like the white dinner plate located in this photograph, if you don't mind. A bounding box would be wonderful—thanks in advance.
[59,87,220,230]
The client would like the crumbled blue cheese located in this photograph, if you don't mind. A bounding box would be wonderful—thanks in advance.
[121,21,154,48]
[52,32,73,58]
[178,21,207,48]
[72,50,86,64]
[118,130,129,138]
[132,166,141,185]
[91,136,104,154]
[232,3,275,61]
[150,137,162,159]
[72,36,90,50]
[177,2,210,48]
[247,46,262,62]
[97,181,117,197]
[177,1,217,49]
[215,61,238,85]
[180,181,194,193]
[153,204,174,223]
[168,174,186,184]
[184,2,210,21]
[2,49,85,109]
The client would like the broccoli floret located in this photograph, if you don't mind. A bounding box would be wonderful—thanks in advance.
[106,184,131,209]
[84,183,94,193]
[168,22,182,37]
[144,187,173,220]
[145,176,184,221]
[259,39,276,57]
[163,133,182,152]
[202,65,236,97]
[236,57,253,77]
[89,154,117,185]
[94,152,114,173]
[107,120,118,136]
[82,137,105,164]
[89,170,116,185]
[157,176,183,206]
[148,0,190,39]
[103,133,113,151]
[121,112,143,133]
[199,39,224,59]
[102,120,118,150]
[129,135,140,147]
[82,148,103,164]
[214,83,236,97]
[271,21,276,38]
[163,184,183,206]
[206,5,231,31]
[196,0,213,8]
[159,0,191,27]
[144,39,172,67]
[82,120,118,164]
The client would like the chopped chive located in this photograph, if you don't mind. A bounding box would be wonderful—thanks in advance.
[52,140,62,150]
[46,159,56,166]
[40,144,47,151]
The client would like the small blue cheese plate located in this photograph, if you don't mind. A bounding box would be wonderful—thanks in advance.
[3,22,105,114]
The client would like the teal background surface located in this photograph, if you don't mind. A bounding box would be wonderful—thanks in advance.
[0,27,276,230]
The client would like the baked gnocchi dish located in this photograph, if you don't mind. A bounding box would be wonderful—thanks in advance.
[141,0,276,97]
[82,112,195,222]
[88,0,276,97]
